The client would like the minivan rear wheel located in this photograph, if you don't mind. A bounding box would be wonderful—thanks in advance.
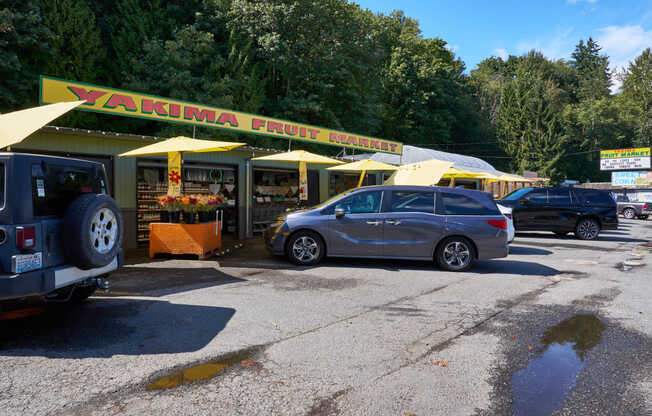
[574,218,600,240]
[436,237,475,272]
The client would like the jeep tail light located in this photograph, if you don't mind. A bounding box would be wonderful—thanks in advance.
[487,219,507,229]
[644,204,648,210]
[16,226,36,249]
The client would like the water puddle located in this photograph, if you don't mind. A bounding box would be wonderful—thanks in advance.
[147,363,228,390]
[511,314,605,416]
[146,348,260,391]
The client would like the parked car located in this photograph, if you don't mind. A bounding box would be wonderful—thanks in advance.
[265,185,509,271]
[497,204,515,243]
[496,187,618,240]
[0,153,123,305]
[615,194,650,220]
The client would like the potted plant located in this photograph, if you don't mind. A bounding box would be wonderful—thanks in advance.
[158,195,181,223]
[181,195,199,224]
[197,195,210,223]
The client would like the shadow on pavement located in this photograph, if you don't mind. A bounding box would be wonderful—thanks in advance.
[515,232,647,244]
[472,259,559,276]
[108,266,247,297]
[0,298,235,358]
[508,245,553,255]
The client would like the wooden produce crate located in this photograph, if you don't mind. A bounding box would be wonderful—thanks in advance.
[149,222,222,259]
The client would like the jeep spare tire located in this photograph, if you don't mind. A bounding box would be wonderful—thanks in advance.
[63,194,123,269]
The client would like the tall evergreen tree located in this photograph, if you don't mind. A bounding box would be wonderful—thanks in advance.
[620,48,652,146]
[0,1,53,111]
[497,68,567,182]
[40,0,105,81]
[570,37,611,102]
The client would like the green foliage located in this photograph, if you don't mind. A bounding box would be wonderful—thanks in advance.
[39,0,107,128]
[1,1,651,182]
[497,69,567,182]
[570,37,611,102]
[620,48,652,147]
[0,1,53,111]
[124,2,266,142]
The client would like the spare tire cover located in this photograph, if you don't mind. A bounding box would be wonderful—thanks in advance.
[63,194,123,270]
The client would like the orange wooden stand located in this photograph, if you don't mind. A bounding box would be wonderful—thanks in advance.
[149,222,222,259]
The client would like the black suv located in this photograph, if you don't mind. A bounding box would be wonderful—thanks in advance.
[0,153,124,305]
[497,187,618,240]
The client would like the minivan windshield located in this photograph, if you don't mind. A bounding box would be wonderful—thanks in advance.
[313,188,356,209]
[501,188,532,201]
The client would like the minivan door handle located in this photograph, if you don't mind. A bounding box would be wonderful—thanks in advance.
[385,219,402,225]
[365,220,382,226]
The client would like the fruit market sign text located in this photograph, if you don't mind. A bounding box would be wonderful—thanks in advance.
[599,147,651,171]
[40,76,403,155]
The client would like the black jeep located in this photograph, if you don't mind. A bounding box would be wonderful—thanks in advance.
[0,153,124,306]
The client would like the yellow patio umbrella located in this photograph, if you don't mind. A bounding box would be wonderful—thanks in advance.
[442,167,506,188]
[383,159,454,186]
[118,136,245,157]
[485,173,532,183]
[251,150,343,164]
[326,159,398,187]
[119,136,246,196]
[442,167,484,178]
[0,100,85,149]
[252,150,343,202]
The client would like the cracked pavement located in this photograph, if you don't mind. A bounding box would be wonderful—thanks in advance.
[1,219,651,415]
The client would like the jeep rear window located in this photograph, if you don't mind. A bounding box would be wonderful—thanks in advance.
[32,164,103,216]
[0,163,4,210]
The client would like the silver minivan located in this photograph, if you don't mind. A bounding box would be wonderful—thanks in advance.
[265,185,509,271]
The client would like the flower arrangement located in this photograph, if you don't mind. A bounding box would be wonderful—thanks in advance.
[180,195,199,213]
[158,194,225,216]
[157,195,182,212]
[197,195,224,211]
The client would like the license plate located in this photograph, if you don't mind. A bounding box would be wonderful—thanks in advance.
[12,252,43,274]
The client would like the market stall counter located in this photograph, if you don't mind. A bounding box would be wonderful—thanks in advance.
[148,195,224,259]
[149,220,222,260]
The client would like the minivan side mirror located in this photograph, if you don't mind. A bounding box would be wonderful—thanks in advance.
[334,208,345,218]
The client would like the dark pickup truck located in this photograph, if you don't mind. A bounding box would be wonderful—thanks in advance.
[615,195,650,220]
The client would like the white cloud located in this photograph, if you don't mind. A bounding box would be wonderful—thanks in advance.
[495,48,508,60]
[596,24,652,90]
[516,28,575,60]
[446,44,460,53]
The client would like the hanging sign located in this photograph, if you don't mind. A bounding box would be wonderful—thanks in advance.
[600,147,650,170]
[167,151,181,196]
[299,161,308,201]
[40,76,403,155]
[611,171,652,186]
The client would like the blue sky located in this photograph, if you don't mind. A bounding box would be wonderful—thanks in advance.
[355,0,652,83]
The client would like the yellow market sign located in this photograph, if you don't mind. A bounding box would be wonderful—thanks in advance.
[600,147,650,159]
[599,147,651,171]
[40,76,403,155]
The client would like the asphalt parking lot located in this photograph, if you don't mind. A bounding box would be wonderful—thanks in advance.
[1,220,652,416]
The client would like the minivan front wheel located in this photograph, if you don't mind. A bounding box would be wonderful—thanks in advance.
[574,218,600,240]
[436,237,475,272]
[287,231,325,266]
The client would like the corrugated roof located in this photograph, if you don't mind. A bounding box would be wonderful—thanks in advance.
[348,145,499,173]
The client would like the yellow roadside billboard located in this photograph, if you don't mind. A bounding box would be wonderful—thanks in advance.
[40,76,403,155]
